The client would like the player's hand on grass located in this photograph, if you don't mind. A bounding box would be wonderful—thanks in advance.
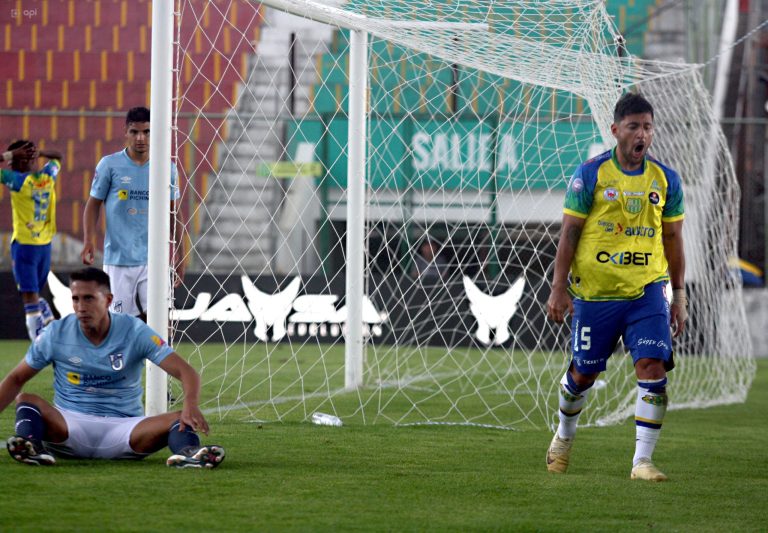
[547,284,572,324]
[180,404,210,436]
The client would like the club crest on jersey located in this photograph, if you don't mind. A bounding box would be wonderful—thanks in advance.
[109,353,125,371]
[625,197,643,214]
[649,191,660,205]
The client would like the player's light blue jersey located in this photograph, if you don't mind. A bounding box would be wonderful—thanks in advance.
[90,149,179,266]
[26,313,174,417]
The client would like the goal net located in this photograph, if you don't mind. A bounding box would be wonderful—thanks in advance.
[168,0,755,429]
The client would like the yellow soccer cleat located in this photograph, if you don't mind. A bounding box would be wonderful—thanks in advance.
[630,458,668,481]
[546,433,573,474]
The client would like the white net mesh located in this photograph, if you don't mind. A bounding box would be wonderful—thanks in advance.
[169,0,755,428]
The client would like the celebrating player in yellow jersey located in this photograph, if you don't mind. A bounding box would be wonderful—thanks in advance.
[545,93,687,482]
[1,141,62,341]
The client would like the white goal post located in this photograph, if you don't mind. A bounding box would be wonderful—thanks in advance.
[143,0,755,427]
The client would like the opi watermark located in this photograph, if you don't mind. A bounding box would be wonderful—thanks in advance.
[11,8,39,20]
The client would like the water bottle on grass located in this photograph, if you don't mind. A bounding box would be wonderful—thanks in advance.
[311,412,343,427]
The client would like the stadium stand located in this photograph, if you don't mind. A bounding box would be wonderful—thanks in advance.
[0,0,260,266]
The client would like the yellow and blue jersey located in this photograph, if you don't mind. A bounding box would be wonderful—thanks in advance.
[563,149,684,301]
[0,160,60,245]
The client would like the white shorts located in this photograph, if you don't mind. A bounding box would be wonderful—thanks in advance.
[44,407,150,460]
[104,264,148,316]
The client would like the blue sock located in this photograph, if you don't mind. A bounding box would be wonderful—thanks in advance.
[168,420,201,454]
[39,298,54,324]
[15,403,45,443]
[23,303,41,315]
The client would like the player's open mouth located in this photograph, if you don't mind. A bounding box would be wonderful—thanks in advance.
[633,143,645,155]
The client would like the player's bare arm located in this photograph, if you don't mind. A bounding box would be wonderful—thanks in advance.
[38,149,63,161]
[81,197,105,265]
[158,353,208,435]
[0,360,39,415]
[662,219,687,337]
[547,214,586,323]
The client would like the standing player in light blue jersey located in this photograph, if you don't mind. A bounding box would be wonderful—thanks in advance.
[1,140,62,340]
[545,93,687,482]
[80,107,186,321]
[0,267,224,468]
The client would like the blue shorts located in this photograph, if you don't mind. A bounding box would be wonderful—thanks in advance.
[570,281,673,374]
[11,241,51,294]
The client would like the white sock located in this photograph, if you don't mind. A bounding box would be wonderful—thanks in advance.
[633,379,668,466]
[25,312,43,341]
[556,371,591,439]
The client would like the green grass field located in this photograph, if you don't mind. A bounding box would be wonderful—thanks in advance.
[0,339,765,532]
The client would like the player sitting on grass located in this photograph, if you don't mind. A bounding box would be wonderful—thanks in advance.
[0,267,225,468]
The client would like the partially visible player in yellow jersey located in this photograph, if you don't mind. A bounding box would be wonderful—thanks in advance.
[545,93,687,482]
[1,140,62,341]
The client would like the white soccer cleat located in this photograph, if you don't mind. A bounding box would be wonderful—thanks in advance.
[167,445,226,469]
[7,436,56,466]
[631,458,668,482]
[546,433,573,474]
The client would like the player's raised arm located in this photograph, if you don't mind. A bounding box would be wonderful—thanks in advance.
[0,142,35,164]
[38,149,62,161]
[158,353,208,435]
[0,360,40,415]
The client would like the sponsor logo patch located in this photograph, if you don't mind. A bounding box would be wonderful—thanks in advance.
[603,188,618,201]
[596,250,652,266]
[597,220,614,233]
[649,191,660,205]
[642,394,668,406]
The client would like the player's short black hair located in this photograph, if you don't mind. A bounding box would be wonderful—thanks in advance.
[613,92,654,123]
[126,106,150,125]
[69,267,112,292]
[7,139,34,151]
